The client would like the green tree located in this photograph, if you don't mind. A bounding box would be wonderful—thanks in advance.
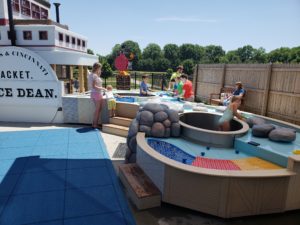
[137,58,154,71]
[182,59,195,75]
[267,47,291,63]
[153,58,171,72]
[163,44,180,69]
[252,47,267,63]
[203,45,225,63]
[179,44,198,61]
[194,44,205,63]
[290,47,300,63]
[142,43,162,60]
[222,50,241,64]
[87,48,94,55]
[236,45,256,63]
[101,61,113,78]
[120,40,142,70]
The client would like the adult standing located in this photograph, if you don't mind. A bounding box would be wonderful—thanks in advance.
[180,74,194,102]
[168,65,183,90]
[88,62,107,128]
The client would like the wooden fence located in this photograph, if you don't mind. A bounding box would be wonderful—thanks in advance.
[193,64,300,125]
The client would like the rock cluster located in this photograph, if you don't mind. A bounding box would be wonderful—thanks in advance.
[247,117,296,142]
[126,103,181,163]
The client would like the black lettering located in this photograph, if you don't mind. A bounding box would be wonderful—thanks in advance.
[0,88,4,97]
[1,71,5,78]
[35,89,44,98]
[19,71,24,79]
[6,71,11,78]
[6,88,12,97]
[17,88,26,97]
[26,89,34,97]
[25,71,30,79]
[45,89,54,98]
[5,51,9,56]
[13,71,18,79]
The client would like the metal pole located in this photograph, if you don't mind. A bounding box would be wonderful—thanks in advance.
[151,73,154,89]
[53,3,61,23]
[7,0,16,46]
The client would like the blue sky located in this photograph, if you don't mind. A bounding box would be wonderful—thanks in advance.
[50,0,300,56]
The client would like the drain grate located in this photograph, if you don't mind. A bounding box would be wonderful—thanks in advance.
[112,143,128,158]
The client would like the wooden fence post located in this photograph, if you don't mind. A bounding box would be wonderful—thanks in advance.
[221,64,226,88]
[261,63,272,116]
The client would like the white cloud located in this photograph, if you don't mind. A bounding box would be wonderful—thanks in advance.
[155,17,217,23]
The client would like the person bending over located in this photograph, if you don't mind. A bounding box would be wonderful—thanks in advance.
[218,96,244,131]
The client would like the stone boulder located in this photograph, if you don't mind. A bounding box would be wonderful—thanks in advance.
[252,124,275,138]
[128,119,139,138]
[126,103,181,163]
[139,125,151,136]
[154,111,168,122]
[246,117,266,128]
[151,122,165,137]
[268,128,296,142]
[166,109,179,123]
[143,103,169,114]
[171,123,181,137]
[139,111,154,126]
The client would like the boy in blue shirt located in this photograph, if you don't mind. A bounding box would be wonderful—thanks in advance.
[140,75,151,96]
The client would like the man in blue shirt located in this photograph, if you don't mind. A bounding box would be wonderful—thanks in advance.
[223,81,246,106]
[140,75,151,96]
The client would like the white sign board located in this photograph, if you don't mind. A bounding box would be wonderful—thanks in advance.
[0,46,63,123]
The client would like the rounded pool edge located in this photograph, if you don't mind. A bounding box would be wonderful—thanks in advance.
[136,132,294,178]
[179,112,250,148]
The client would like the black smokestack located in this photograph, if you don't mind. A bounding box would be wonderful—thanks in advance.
[7,0,16,46]
[53,3,61,23]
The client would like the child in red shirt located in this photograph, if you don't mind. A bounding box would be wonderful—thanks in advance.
[180,74,194,101]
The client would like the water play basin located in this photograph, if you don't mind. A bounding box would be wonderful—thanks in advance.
[179,112,249,147]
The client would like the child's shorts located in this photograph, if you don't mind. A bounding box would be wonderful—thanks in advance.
[107,99,116,110]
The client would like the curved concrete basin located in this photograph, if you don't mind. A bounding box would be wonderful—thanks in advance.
[179,112,249,147]
[136,132,298,218]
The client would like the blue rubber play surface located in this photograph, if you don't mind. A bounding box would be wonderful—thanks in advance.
[147,137,251,161]
[0,128,135,225]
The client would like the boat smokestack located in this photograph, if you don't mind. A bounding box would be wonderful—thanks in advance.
[53,3,61,23]
[7,0,16,46]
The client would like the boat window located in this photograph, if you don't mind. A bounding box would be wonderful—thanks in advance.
[72,37,76,45]
[82,40,86,48]
[12,0,20,12]
[39,31,48,40]
[23,31,32,40]
[31,3,41,19]
[66,35,70,43]
[77,39,81,46]
[21,0,31,17]
[59,33,64,42]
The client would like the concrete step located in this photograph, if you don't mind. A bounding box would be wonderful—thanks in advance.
[119,163,161,210]
[102,124,129,137]
[110,116,132,127]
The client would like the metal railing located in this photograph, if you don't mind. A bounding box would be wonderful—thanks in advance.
[103,72,169,91]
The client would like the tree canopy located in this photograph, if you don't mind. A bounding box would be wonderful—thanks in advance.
[90,42,300,75]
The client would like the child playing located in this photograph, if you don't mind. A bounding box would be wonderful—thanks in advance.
[140,75,151,96]
[218,96,244,131]
[105,85,117,117]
